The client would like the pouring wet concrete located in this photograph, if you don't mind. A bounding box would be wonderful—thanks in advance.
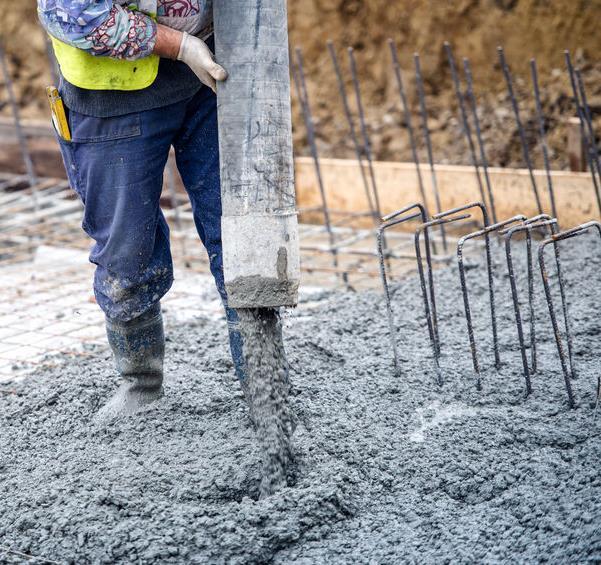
[1,234,600,563]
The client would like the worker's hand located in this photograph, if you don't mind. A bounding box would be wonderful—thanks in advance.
[177,32,228,93]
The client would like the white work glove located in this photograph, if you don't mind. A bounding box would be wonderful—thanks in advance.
[177,32,228,93]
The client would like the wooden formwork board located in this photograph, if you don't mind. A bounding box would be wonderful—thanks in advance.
[295,157,598,228]
[1,117,597,228]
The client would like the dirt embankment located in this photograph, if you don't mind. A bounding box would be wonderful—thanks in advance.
[1,0,600,169]
[288,0,601,169]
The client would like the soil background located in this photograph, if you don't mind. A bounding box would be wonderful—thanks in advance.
[1,0,601,169]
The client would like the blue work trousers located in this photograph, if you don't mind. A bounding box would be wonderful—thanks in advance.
[56,86,245,380]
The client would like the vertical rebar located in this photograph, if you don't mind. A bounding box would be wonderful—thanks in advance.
[444,43,486,208]
[457,215,526,388]
[497,46,543,215]
[501,218,548,394]
[575,69,601,173]
[414,53,447,251]
[377,206,424,375]
[564,50,601,217]
[504,217,576,394]
[346,47,391,268]
[384,203,437,348]
[540,220,601,407]
[527,215,576,379]
[576,69,601,214]
[327,41,377,224]
[530,59,558,222]
[526,230,537,373]
[0,41,39,212]
[387,40,429,213]
[415,213,471,384]
[539,239,576,408]
[415,225,443,384]
[463,58,497,224]
[293,47,346,285]
[347,47,383,221]
[434,202,499,368]
[504,227,533,393]
[377,227,400,375]
[552,231,577,382]
[457,240,480,385]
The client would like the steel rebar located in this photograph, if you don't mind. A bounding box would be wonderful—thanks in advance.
[0,41,39,212]
[293,47,347,286]
[383,202,437,348]
[565,50,601,216]
[463,58,498,224]
[539,221,601,408]
[415,213,472,384]
[347,47,384,223]
[387,40,430,214]
[435,201,499,368]
[497,46,543,215]
[530,59,558,221]
[378,203,428,374]
[457,215,527,388]
[327,41,378,224]
[503,218,555,393]
[444,43,487,208]
[414,53,448,251]
[519,215,574,380]
[575,69,601,175]
[576,68,601,215]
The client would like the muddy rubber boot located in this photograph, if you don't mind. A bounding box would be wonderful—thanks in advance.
[94,305,165,423]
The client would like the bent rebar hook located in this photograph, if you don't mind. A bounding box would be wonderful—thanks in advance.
[415,213,472,385]
[434,202,498,367]
[539,221,601,408]
[502,215,575,395]
[378,203,429,375]
[457,215,527,389]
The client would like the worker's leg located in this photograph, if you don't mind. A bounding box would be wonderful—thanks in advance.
[62,110,179,322]
[172,86,246,381]
[55,104,183,419]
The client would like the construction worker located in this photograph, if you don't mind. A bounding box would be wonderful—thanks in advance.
[37,0,247,421]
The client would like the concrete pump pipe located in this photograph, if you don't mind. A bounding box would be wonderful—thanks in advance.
[214,0,300,309]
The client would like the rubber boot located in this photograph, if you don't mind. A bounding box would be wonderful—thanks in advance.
[94,304,165,423]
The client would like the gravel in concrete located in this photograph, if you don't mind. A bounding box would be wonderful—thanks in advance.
[1,234,600,563]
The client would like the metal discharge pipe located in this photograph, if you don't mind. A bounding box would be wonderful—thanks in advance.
[214,0,300,308]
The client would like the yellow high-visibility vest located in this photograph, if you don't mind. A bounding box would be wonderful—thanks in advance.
[49,0,159,91]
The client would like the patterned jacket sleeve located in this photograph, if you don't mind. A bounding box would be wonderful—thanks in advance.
[37,0,157,60]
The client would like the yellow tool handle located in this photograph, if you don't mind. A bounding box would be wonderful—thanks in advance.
[46,86,72,142]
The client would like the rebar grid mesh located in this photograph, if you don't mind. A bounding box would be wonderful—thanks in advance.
[0,168,447,383]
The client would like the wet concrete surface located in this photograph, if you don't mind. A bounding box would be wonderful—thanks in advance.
[1,234,600,563]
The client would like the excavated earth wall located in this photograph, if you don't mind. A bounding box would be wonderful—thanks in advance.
[2,0,601,169]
